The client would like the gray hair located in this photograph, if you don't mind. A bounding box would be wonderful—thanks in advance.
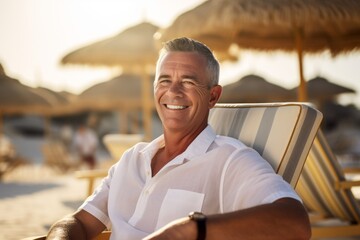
[157,37,220,87]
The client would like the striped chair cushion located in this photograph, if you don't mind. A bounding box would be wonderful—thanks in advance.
[208,102,323,187]
[296,131,360,223]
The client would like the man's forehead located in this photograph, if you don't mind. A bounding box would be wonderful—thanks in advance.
[158,52,206,70]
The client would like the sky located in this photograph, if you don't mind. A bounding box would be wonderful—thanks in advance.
[0,0,359,107]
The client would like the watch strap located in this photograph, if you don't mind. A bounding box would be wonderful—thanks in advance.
[189,212,207,240]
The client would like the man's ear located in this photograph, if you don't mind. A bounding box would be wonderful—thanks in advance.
[209,85,222,108]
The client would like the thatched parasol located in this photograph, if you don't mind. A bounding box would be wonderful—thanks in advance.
[0,65,50,114]
[158,0,360,101]
[30,87,68,106]
[0,64,52,134]
[62,22,159,70]
[155,0,238,62]
[75,74,152,133]
[219,74,293,103]
[76,74,154,110]
[61,22,160,140]
[291,76,356,101]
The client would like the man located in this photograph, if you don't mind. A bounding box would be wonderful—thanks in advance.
[47,37,311,239]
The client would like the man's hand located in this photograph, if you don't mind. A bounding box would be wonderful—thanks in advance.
[143,217,197,240]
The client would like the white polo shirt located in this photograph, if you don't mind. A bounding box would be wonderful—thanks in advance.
[80,125,301,240]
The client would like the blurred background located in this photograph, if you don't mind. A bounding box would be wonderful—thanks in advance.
[0,0,359,174]
[0,0,360,239]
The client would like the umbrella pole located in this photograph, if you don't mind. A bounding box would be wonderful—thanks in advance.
[141,71,152,141]
[295,28,307,102]
[44,115,52,139]
[121,110,128,133]
[0,112,3,136]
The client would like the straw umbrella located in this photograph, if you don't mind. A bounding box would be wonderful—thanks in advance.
[158,0,360,101]
[0,64,52,135]
[30,87,68,106]
[61,22,159,140]
[78,74,144,110]
[76,74,153,133]
[291,76,356,104]
[154,0,239,62]
[219,74,292,103]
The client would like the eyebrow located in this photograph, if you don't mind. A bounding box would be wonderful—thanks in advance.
[157,74,171,81]
[157,74,198,82]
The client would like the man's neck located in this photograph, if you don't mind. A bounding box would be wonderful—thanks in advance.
[151,125,206,176]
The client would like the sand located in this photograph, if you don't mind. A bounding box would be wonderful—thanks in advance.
[0,164,94,240]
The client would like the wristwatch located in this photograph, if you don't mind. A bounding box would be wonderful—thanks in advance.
[188,211,207,240]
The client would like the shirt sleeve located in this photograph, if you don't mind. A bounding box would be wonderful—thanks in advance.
[221,147,302,212]
[78,166,115,229]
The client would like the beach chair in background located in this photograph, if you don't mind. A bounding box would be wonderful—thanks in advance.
[103,133,144,162]
[42,140,78,172]
[0,134,28,179]
[75,133,144,197]
[296,130,360,239]
[24,102,322,240]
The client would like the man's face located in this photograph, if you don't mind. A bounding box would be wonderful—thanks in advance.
[154,51,221,134]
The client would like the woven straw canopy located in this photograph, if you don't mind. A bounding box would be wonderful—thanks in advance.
[62,22,159,71]
[61,22,160,140]
[0,64,51,114]
[155,0,238,62]
[159,0,360,101]
[219,74,292,103]
[76,74,153,111]
[292,76,356,100]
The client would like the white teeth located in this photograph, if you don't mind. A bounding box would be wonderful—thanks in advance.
[166,104,187,110]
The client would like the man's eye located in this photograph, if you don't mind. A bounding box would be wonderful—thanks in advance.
[159,79,171,85]
[183,80,195,86]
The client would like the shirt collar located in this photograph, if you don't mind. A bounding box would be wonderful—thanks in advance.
[183,125,216,161]
[140,125,216,164]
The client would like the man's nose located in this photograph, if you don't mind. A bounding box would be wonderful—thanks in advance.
[168,82,184,96]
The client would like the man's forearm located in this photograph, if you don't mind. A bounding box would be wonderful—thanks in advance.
[47,215,87,240]
[206,198,311,240]
[144,198,311,240]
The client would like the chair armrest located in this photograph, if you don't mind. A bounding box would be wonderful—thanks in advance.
[22,230,111,240]
[334,179,360,190]
[75,169,108,179]
[343,167,360,174]
[75,169,108,197]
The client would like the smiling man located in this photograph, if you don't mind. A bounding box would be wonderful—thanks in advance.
[47,37,311,240]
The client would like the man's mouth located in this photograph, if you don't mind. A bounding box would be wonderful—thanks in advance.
[165,104,188,110]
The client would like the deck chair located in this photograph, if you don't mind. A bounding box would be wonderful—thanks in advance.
[0,134,29,179]
[24,102,322,240]
[296,130,360,239]
[103,133,144,162]
[42,140,78,172]
[209,102,322,187]
[75,133,144,197]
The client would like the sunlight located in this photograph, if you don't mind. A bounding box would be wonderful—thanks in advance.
[0,0,359,106]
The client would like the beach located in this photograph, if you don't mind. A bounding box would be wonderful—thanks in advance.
[0,164,99,240]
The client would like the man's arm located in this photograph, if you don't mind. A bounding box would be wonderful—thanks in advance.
[144,198,311,240]
[46,209,106,240]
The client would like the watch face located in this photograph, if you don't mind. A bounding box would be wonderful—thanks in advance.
[190,212,206,221]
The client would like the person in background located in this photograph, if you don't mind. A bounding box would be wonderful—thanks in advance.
[73,124,98,169]
[47,37,311,240]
